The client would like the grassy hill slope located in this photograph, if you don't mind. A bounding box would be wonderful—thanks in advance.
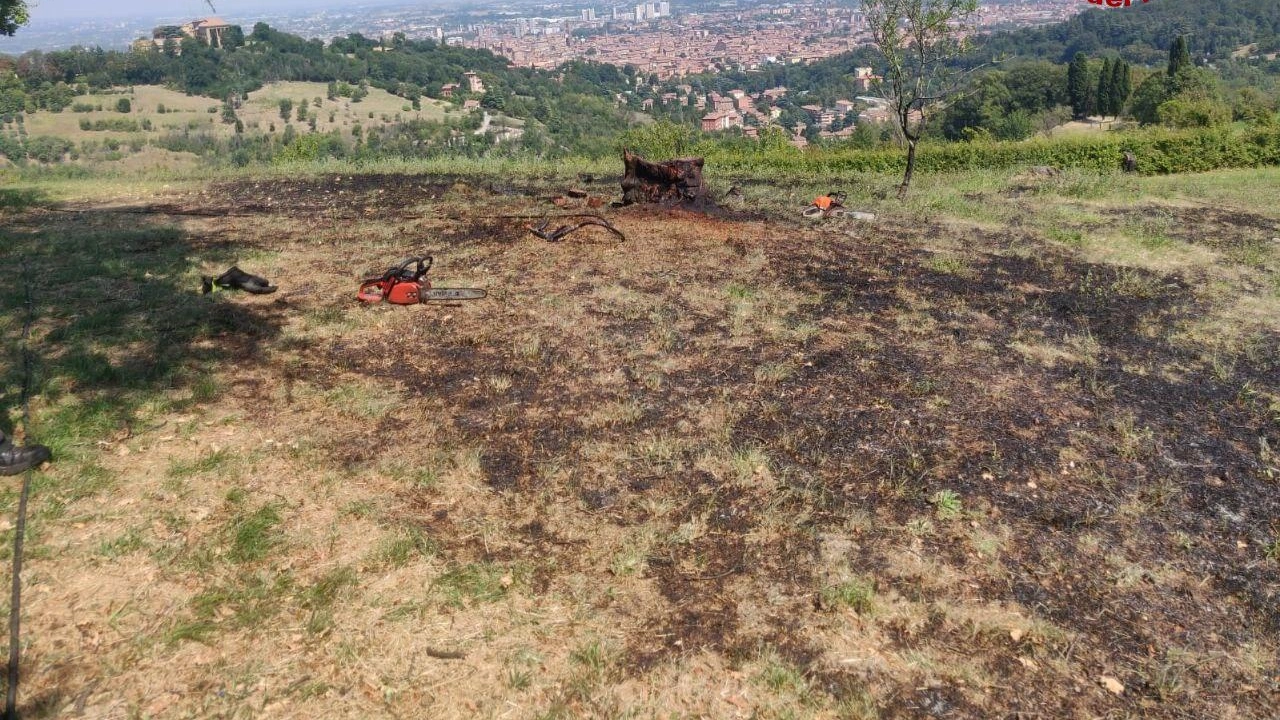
[0,164,1277,718]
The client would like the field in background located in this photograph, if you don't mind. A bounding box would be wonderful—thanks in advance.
[19,82,454,140]
[0,163,1278,718]
[1049,119,1118,136]
[5,82,473,172]
[239,81,451,135]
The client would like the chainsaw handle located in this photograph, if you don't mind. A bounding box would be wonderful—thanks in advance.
[357,278,388,303]
[392,255,433,281]
[412,255,433,280]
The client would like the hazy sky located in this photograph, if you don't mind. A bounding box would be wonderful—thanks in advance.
[26,0,343,21]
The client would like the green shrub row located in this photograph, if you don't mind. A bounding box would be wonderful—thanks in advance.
[77,118,145,132]
[0,134,75,163]
[691,126,1280,177]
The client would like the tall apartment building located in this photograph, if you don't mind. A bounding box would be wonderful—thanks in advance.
[626,2,670,22]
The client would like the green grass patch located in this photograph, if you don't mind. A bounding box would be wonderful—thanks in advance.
[431,562,519,608]
[368,527,437,569]
[0,187,51,211]
[97,526,146,558]
[931,489,963,520]
[168,449,236,479]
[820,578,876,614]
[195,571,294,627]
[926,256,972,276]
[225,503,283,564]
[301,565,357,635]
[1044,226,1086,247]
[755,649,816,705]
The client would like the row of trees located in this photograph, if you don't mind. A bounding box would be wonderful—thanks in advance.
[1067,54,1132,119]
[1064,53,1136,118]
[0,26,511,102]
[857,0,1277,194]
[1128,37,1247,128]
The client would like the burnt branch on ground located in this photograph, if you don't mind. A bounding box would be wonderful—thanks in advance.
[526,215,625,242]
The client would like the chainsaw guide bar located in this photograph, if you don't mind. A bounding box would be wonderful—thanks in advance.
[421,288,487,301]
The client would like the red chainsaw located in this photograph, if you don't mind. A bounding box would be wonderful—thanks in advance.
[356,255,487,304]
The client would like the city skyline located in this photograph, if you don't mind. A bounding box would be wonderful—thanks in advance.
[1,0,1084,61]
[21,0,373,21]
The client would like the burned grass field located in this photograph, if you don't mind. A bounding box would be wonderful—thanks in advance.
[1,169,1278,719]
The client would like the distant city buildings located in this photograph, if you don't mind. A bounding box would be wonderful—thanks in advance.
[701,110,742,132]
[853,67,881,91]
[113,0,1084,101]
[1,0,1085,62]
[466,2,867,79]
[460,0,1084,81]
[632,2,672,21]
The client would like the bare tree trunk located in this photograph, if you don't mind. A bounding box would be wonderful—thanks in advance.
[898,137,918,200]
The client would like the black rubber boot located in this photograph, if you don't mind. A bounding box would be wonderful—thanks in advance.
[0,431,51,477]
[212,266,277,294]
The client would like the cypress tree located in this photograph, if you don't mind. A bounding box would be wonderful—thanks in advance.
[1110,60,1129,117]
[1168,36,1191,77]
[1068,52,1090,120]
[1097,58,1113,117]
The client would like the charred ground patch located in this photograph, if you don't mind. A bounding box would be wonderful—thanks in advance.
[208,173,459,219]
[1104,204,1280,264]
[308,197,1277,716]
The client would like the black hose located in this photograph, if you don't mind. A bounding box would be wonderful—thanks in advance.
[5,264,37,720]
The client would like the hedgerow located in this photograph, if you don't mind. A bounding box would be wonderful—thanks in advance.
[690,126,1280,176]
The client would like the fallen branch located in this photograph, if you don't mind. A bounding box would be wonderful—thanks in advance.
[439,212,615,221]
[526,214,625,242]
[424,647,467,660]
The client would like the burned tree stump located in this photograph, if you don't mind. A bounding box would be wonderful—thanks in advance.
[620,150,711,209]
[1123,151,1137,173]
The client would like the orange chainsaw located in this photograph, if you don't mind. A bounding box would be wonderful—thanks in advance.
[357,255,487,305]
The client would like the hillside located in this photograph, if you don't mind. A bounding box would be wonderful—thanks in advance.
[1,161,1277,718]
[0,27,639,160]
[978,0,1280,65]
